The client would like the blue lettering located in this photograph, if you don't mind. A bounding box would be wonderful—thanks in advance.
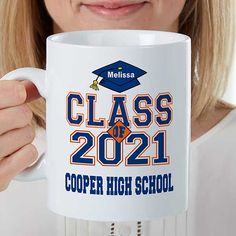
[87,94,104,127]
[108,96,130,127]
[67,93,83,125]
[134,95,152,127]
[155,93,172,126]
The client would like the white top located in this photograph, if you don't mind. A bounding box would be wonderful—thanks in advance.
[0,108,236,236]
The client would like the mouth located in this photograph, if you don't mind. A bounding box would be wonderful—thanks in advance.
[80,1,150,20]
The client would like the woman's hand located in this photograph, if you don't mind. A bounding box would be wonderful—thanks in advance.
[0,80,41,191]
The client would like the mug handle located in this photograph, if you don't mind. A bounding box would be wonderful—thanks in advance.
[1,68,47,181]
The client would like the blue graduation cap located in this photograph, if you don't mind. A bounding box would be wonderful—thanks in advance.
[90,60,147,93]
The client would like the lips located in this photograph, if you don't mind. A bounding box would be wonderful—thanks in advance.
[81,1,149,19]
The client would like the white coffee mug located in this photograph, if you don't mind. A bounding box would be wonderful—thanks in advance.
[2,30,191,221]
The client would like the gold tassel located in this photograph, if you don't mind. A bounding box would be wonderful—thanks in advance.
[90,67,122,91]
[90,80,99,91]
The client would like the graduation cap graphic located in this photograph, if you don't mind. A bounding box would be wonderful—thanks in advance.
[90,60,147,93]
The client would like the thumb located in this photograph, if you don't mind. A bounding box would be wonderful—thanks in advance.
[20,80,41,103]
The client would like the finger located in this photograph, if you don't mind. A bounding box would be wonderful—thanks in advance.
[20,80,41,103]
[0,125,35,159]
[0,80,41,110]
[0,144,38,184]
[0,80,27,109]
[0,104,33,135]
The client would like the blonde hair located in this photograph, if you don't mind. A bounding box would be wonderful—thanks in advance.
[0,0,235,127]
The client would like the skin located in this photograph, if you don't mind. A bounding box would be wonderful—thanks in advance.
[44,0,186,32]
[0,0,233,191]
[0,81,40,191]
